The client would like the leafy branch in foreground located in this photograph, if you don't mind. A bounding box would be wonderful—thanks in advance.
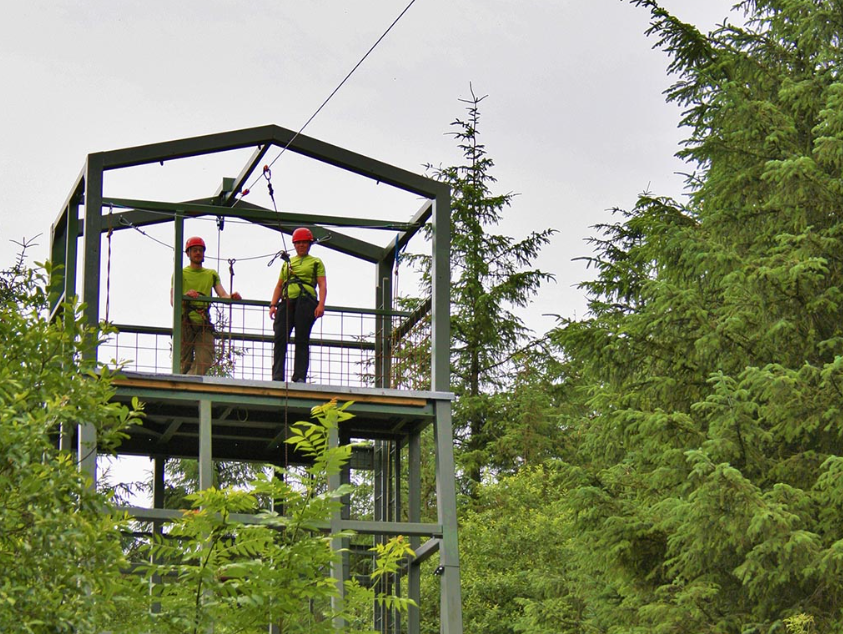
[130,400,414,634]
[0,253,142,633]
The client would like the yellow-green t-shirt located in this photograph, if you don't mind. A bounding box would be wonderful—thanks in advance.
[176,266,220,324]
[279,254,326,300]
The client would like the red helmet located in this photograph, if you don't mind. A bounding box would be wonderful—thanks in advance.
[291,227,314,243]
[185,236,206,252]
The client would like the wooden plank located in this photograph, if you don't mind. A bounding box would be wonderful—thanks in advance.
[112,376,429,407]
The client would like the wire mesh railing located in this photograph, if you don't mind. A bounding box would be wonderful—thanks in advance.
[99,299,430,389]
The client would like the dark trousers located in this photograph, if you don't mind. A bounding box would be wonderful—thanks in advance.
[272,296,317,382]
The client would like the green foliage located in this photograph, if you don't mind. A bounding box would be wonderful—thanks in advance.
[163,458,268,510]
[417,464,580,634]
[552,1,843,631]
[129,400,414,634]
[0,256,142,633]
[785,613,816,634]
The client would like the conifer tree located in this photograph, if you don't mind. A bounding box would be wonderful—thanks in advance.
[554,1,843,631]
[423,87,556,491]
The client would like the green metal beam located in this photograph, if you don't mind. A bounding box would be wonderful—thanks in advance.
[219,144,270,206]
[101,197,387,262]
[82,155,104,332]
[434,400,462,633]
[103,196,420,231]
[172,217,184,374]
[97,124,449,199]
[79,154,104,484]
[49,203,68,315]
[378,198,433,263]
[431,190,451,393]
[112,386,439,419]
[198,399,213,490]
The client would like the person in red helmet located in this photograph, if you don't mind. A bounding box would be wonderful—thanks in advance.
[170,236,241,375]
[269,227,327,383]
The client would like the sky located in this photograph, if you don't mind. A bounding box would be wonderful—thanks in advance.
[0,0,746,495]
[0,0,744,335]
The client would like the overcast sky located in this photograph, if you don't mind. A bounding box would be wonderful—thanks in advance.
[0,0,742,332]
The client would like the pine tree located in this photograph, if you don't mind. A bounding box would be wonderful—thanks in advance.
[554,1,843,631]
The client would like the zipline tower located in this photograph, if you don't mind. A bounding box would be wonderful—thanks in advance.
[49,125,462,634]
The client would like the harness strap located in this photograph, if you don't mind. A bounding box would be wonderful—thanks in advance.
[281,260,318,301]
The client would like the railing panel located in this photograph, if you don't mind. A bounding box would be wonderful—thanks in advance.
[99,299,430,389]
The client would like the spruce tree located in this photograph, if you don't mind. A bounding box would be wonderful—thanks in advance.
[422,87,556,491]
[554,1,843,631]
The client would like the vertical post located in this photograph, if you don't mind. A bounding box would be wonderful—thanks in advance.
[373,440,393,632]
[407,430,421,634]
[49,208,68,311]
[153,455,166,518]
[375,257,394,388]
[151,456,166,615]
[328,424,346,631]
[431,187,462,633]
[58,194,81,455]
[198,400,213,491]
[65,196,80,305]
[58,192,81,453]
[65,196,80,311]
[82,156,103,332]
[172,217,185,374]
[78,155,105,484]
[430,189,450,393]
[434,400,462,634]
[393,440,402,634]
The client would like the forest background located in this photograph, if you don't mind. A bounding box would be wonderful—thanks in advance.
[5,1,843,633]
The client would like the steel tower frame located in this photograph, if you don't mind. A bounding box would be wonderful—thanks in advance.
[49,125,462,633]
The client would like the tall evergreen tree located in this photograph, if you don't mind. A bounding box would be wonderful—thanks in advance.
[553,1,843,631]
[422,87,557,491]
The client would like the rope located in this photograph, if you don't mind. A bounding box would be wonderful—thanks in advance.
[119,217,174,250]
[262,166,294,466]
[242,0,420,195]
[227,258,236,367]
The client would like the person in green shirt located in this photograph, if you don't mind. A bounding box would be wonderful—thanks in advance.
[269,227,327,383]
[170,236,241,375]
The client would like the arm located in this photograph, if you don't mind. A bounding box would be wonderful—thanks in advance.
[213,282,241,301]
[269,279,284,320]
[314,276,327,319]
[171,287,200,304]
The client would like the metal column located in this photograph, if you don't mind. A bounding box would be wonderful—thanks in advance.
[198,399,213,490]
[78,154,105,484]
[431,190,462,634]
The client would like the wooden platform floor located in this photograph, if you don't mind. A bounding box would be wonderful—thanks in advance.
[99,372,451,465]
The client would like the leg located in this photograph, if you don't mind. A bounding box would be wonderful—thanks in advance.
[191,325,215,376]
[272,300,296,381]
[180,321,196,374]
[291,296,317,382]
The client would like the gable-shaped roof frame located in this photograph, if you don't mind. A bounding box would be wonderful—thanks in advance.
[49,124,452,393]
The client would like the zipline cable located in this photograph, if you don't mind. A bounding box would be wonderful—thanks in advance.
[241,0,420,198]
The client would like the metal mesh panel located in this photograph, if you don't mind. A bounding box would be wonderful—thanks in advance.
[99,300,430,389]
